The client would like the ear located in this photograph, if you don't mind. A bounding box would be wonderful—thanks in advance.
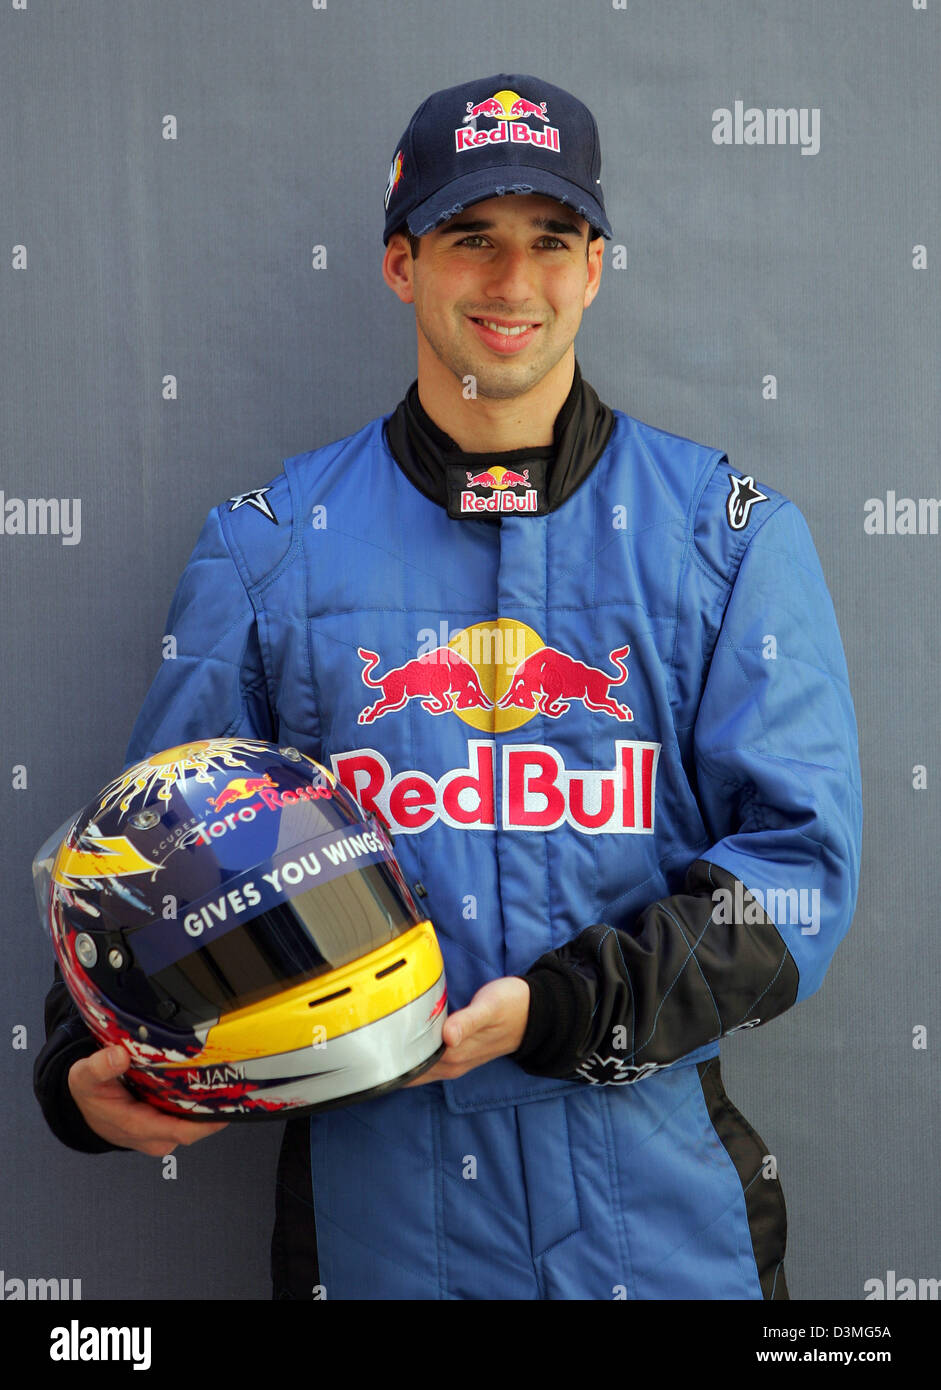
[583,237,604,309]
[382,234,416,305]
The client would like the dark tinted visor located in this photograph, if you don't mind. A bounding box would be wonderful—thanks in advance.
[125,860,420,1030]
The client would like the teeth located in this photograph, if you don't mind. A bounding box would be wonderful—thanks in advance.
[478,319,534,336]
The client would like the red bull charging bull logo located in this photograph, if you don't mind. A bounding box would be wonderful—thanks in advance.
[358,646,492,724]
[457,89,560,155]
[357,622,633,727]
[206,775,277,812]
[343,621,656,836]
[199,773,333,845]
[497,643,633,721]
[462,465,537,514]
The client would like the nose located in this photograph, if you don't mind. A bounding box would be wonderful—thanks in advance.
[483,245,539,305]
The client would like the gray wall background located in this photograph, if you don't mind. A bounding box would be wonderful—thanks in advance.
[2,0,937,1300]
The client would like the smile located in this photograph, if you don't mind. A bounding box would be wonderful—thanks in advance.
[467,317,542,354]
[472,319,538,336]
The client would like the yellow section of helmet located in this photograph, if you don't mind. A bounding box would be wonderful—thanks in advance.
[165,919,443,1067]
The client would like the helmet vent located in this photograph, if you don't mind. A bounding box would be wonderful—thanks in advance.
[308,987,352,1008]
[374,958,406,979]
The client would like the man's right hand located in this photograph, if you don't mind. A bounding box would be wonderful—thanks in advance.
[68,1045,228,1156]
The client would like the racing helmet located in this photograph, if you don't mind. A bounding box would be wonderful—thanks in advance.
[36,738,447,1119]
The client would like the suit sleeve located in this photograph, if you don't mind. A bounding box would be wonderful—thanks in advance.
[513,500,863,1083]
[34,505,275,1148]
[125,504,276,763]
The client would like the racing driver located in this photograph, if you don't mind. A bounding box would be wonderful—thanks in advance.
[35,73,862,1301]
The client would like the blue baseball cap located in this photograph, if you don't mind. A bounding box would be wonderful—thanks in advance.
[382,74,612,245]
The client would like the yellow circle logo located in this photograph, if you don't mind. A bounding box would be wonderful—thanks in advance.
[448,619,545,732]
[492,90,522,120]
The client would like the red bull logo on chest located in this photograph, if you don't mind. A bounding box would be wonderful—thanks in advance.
[344,621,659,835]
[333,739,659,837]
[356,622,634,727]
[457,89,560,154]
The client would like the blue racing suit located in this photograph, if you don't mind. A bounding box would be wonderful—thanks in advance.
[38,383,862,1299]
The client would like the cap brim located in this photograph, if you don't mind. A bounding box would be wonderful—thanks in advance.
[401,166,612,242]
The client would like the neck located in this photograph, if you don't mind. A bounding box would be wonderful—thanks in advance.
[415,338,575,452]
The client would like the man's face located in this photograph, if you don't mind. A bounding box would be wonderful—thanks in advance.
[388,193,603,400]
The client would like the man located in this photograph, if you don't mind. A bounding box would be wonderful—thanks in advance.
[36,74,862,1300]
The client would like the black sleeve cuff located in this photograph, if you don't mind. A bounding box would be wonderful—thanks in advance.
[510,858,800,1086]
[511,957,593,1075]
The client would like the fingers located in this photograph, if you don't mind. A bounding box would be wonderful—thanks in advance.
[441,986,496,1044]
[81,1043,132,1081]
[443,976,524,1044]
[430,977,532,1073]
[441,1014,465,1048]
[129,1112,230,1157]
[68,1049,229,1156]
[132,1116,230,1159]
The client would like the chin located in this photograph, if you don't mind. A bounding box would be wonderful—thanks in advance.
[466,355,556,400]
[470,373,542,401]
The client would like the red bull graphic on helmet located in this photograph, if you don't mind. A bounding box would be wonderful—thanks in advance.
[462,465,537,515]
[457,88,560,154]
[52,829,158,888]
[206,775,277,812]
[93,737,290,815]
[195,775,333,845]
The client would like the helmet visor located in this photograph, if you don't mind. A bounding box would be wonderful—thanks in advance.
[85,854,422,1031]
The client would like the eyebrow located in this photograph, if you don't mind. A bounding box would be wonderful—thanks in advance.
[438,216,586,239]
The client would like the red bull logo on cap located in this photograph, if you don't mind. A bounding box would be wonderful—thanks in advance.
[457,89,560,154]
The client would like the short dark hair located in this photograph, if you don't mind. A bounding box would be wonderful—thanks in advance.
[406,228,601,259]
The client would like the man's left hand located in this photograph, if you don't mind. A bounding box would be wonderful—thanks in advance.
[405,976,530,1085]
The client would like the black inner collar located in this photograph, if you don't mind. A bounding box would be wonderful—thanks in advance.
[383,358,615,519]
